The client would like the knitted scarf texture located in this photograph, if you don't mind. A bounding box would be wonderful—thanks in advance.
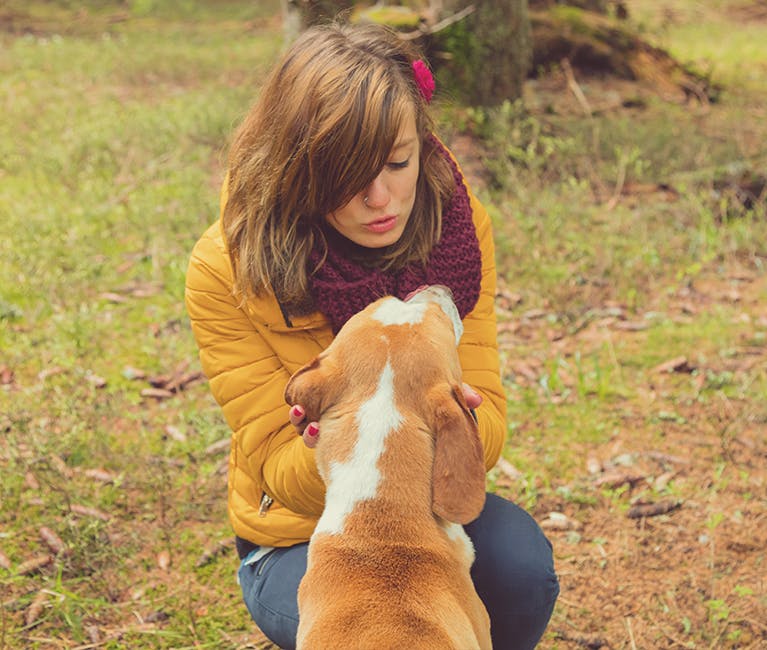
[308,141,482,333]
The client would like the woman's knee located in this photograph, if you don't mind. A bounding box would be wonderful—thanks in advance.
[467,493,560,613]
[238,545,307,650]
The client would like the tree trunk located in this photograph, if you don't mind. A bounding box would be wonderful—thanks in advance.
[284,0,532,107]
[435,0,532,106]
[281,0,354,42]
[281,0,303,43]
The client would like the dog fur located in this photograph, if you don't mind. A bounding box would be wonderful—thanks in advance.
[285,286,491,650]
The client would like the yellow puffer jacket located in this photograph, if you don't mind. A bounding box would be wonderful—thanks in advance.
[185,167,507,547]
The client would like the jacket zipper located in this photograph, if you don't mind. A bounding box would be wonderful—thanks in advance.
[258,492,274,518]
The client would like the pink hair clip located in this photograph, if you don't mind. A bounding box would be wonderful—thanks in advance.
[412,59,435,103]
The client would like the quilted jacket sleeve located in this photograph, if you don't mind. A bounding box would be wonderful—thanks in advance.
[459,186,507,470]
[185,225,326,520]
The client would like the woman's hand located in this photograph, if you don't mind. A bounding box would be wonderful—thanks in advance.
[290,383,481,449]
[290,405,320,449]
[462,382,482,410]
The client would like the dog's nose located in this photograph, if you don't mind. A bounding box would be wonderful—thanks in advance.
[404,285,455,303]
[402,285,462,344]
[404,285,430,302]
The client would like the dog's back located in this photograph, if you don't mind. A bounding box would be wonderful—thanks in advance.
[285,287,491,650]
[298,531,490,650]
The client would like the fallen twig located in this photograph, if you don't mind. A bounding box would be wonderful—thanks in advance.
[69,504,111,521]
[204,438,231,457]
[594,469,646,489]
[627,499,682,519]
[24,590,48,627]
[643,451,690,465]
[400,4,476,40]
[39,527,67,556]
[652,356,694,374]
[553,627,610,648]
[16,554,53,576]
[625,617,638,650]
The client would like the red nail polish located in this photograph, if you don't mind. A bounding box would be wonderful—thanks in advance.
[306,423,319,437]
[292,405,304,418]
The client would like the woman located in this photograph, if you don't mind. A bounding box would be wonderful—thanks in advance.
[186,22,558,649]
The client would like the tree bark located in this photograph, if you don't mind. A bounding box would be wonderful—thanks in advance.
[280,0,303,43]
[435,0,532,106]
[281,0,354,42]
[285,0,533,107]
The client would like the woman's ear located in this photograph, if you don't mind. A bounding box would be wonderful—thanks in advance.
[429,384,486,524]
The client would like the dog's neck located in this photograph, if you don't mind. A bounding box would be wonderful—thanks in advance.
[314,362,438,541]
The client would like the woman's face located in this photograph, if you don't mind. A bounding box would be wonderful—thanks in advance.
[326,109,420,248]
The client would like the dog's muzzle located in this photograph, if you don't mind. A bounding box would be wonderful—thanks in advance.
[405,285,463,344]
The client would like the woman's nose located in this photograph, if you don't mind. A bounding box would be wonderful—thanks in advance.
[363,173,391,209]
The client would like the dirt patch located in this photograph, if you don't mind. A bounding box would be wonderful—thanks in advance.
[438,38,766,642]
[0,7,129,37]
[729,0,767,23]
[529,7,718,104]
[492,265,767,648]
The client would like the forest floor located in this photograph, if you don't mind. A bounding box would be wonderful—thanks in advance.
[450,2,767,645]
[448,88,767,650]
[1,1,765,649]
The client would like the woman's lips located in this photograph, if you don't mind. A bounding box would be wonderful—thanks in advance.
[364,216,397,234]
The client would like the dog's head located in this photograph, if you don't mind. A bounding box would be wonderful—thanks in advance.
[285,285,485,525]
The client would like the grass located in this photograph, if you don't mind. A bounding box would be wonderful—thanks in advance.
[1,3,281,648]
[628,0,767,90]
[1,1,766,648]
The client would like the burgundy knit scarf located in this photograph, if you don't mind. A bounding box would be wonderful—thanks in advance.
[308,140,482,333]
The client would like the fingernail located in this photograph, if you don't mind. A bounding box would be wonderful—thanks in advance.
[291,405,304,418]
[306,423,319,437]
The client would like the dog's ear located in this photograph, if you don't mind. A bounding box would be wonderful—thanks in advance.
[430,384,486,524]
[284,356,338,422]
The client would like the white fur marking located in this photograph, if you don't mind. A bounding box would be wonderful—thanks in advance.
[372,298,428,327]
[442,520,476,565]
[314,361,402,536]
[405,288,464,344]
[435,294,464,344]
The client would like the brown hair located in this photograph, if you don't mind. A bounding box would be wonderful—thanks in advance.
[223,22,455,315]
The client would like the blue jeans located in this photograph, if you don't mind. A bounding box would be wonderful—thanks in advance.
[238,493,559,649]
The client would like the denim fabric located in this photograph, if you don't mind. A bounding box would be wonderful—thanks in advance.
[238,493,559,649]
[238,544,306,650]
[465,494,560,649]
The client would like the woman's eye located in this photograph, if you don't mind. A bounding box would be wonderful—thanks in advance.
[387,158,410,170]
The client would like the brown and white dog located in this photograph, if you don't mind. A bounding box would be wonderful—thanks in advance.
[285,285,491,650]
